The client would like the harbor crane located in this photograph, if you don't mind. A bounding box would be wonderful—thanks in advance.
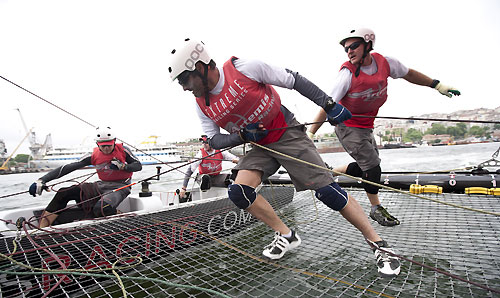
[0,129,32,171]
[15,108,52,159]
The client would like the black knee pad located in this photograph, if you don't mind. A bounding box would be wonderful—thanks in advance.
[362,165,381,194]
[200,174,211,191]
[228,184,256,209]
[315,182,349,211]
[93,201,117,217]
[346,162,363,177]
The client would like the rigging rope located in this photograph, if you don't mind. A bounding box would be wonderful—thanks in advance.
[353,114,500,124]
[0,75,191,176]
[250,141,500,217]
[28,146,237,227]
[0,221,394,298]
[2,74,499,296]
[0,269,232,298]
[0,172,96,199]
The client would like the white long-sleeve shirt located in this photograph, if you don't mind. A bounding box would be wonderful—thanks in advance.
[329,55,409,103]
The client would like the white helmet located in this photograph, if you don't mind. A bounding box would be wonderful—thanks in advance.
[95,126,115,144]
[339,28,375,49]
[168,38,212,81]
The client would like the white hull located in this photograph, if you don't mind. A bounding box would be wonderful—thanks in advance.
[29,145,183,169]
[0,186,228,237]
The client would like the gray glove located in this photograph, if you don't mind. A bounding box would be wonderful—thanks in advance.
[110,158,126,170]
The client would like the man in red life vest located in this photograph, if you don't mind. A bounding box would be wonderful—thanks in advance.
[168,38,401,278]
[307,28,460,227]
[179,135,239,199]
[29,126,142,228]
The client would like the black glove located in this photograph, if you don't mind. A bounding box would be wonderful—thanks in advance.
[239,123,269,142]
[110,158,126,170]
[29,179,46,197]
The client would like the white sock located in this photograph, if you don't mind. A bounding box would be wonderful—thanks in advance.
[371,205,381,213]
[282,231,292,238]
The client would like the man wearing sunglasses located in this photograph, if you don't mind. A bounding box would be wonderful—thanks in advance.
[307,28,460,227]
[168,38,401,278]
[29,126,142,227]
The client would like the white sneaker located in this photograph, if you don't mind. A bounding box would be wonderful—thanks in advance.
[262,230,301,260]
[373,240,401,278]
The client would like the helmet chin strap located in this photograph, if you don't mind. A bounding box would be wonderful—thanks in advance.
[194,64,211,106]
[354,42,370,78]
[202,64,210,106]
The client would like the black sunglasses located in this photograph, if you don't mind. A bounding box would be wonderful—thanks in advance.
[177,71,192,86]
[344,41,363,53]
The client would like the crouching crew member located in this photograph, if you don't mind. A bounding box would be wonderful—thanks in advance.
[29,126,142,227]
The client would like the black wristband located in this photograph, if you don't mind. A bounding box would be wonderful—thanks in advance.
[430,79,440,88]
[323,97,336,112]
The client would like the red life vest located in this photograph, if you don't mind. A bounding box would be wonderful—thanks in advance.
[91,143,133,181]
[339,53,390,128]
[196,57,286,145]
[198,148,223,176]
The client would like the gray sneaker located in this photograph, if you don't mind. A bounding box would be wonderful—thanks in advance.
[370,206,400,226]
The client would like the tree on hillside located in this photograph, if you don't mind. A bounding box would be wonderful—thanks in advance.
[456,123,467,137]
[425,123,447,135]
[403,128,423,143]
[468,126,488,137]
[446,126,458,137]
[14,154,30,163]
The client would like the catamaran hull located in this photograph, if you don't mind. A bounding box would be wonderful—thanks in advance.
[269,171,499,193]
[335,173,499,192]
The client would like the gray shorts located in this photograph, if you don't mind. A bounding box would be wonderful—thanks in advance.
[96,180,131,208]
[234,120,334,191]
[335,124,380,171]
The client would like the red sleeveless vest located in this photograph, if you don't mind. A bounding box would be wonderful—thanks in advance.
[339,53,390,128]
[198,148,223,176]
[91,143,133,181]
[196,57,286,144]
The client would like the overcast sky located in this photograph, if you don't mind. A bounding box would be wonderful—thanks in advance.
[1,0,499,155]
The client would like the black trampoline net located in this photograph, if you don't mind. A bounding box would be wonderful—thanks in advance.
[1,185,499,298]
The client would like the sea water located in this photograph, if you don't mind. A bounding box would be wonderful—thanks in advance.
[0,142,498,212]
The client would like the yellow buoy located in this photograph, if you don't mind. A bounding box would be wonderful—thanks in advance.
[422,185,443,194]
[465,187,490,195]
[488,188,500,196]
[410,184,423,194]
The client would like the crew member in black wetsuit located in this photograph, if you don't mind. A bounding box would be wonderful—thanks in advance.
[29,126,142,227]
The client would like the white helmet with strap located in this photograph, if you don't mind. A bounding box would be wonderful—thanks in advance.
[168,38,211,81]
[95,126,115,144]
[339,28,375,50]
